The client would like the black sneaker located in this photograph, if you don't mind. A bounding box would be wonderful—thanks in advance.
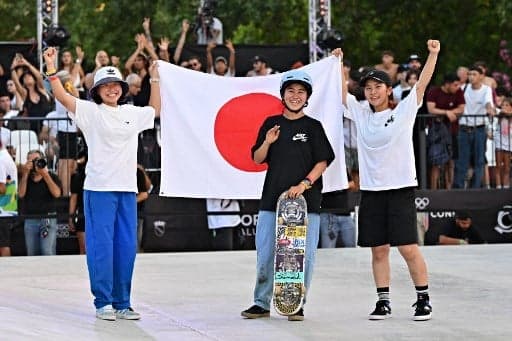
[412,298,432,321]
[288,308,304,321]
[368,300,392,320]
[241,305,270,319]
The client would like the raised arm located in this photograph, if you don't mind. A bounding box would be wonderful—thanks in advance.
[206,42,215,72]
[226,40,236,75]
[18,55,46,90]
[141,34,159,63]
[125,34,145,74]
[10,57,28,100]
[173,19,190,64]
[148,61,161,117]
[158,37,171,62]
[416,40,440,104]
[142,17,154,50]
[71,46,86,88]
[331,48,347,106]
[43,47,77,113]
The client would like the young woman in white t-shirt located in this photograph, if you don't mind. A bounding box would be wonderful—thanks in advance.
[43,47,161,321]
[334,40,440,321]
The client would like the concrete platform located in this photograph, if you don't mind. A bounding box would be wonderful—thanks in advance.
[1,245,511,340]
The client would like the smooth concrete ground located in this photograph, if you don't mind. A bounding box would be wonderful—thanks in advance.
[1,245,511,340]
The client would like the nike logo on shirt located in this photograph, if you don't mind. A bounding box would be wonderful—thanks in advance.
[292,133,308,142]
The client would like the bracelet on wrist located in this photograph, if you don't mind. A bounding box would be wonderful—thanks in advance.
[149,78,160,83]
[301,179,312,190]
[45,68,57,76]
[48,75,59,81]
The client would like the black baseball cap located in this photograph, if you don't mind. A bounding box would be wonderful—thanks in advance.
[455,210,472,220]
[408,54,421,62]
[252,55,268,64]
[359,69,392,87]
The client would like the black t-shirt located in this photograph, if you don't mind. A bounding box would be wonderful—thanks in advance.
[24,172,62,214]
[133,73,150,107]
[70,168,85,214]
[320,190,351,215]
[251,114,335,213]
[137,167,148,213]
[442,222,485,244]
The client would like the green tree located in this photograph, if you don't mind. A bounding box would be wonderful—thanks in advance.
[2,0,512,87]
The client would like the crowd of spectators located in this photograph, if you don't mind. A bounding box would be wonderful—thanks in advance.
[0,15,511,255]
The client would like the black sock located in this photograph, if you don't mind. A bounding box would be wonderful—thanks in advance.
[377,287,390,302]
[415,285,429,301]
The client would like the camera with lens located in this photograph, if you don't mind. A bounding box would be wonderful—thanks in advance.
[33,158,47,169]
[199,0,217,26]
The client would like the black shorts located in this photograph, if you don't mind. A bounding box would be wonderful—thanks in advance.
[358,187,418,247]
[57,131,78,159]
[0,221,12,247]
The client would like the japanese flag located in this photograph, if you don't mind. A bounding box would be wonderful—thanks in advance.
[158,56,348,199]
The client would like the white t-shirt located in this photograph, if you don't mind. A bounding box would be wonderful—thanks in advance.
[345,85,420,190]
[72,100,155,192]
[44,101,78,138]
[196,17,223,45]
[206,199,241,229]
[392,84,411,103]
[0,148,17,185]
[208,67,234,77]
[0,127,11,148]
[460,84,493,127]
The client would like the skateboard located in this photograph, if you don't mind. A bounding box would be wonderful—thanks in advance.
[273,191,307,316]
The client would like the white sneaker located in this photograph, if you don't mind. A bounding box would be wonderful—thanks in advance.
[96,304,116,321]
[115,307,141,320]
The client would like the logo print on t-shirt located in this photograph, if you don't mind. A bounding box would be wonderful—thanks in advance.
[292,133,308,142]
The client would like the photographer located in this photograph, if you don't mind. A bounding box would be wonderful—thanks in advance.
[438,211,485,245]
[19,150,62,256]
[195,0,223,45]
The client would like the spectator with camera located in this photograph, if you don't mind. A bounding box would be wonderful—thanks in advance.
[19,149,62,256]
[195,0,223,45]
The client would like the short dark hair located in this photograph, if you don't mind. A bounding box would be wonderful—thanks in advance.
[443,73,460,84]
[405,69,420,82]
[469,65,484,74]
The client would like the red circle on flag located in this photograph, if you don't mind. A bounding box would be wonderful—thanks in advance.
[214,93,284,172]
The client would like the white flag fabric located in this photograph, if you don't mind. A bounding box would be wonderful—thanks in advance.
[158,56,348,199]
